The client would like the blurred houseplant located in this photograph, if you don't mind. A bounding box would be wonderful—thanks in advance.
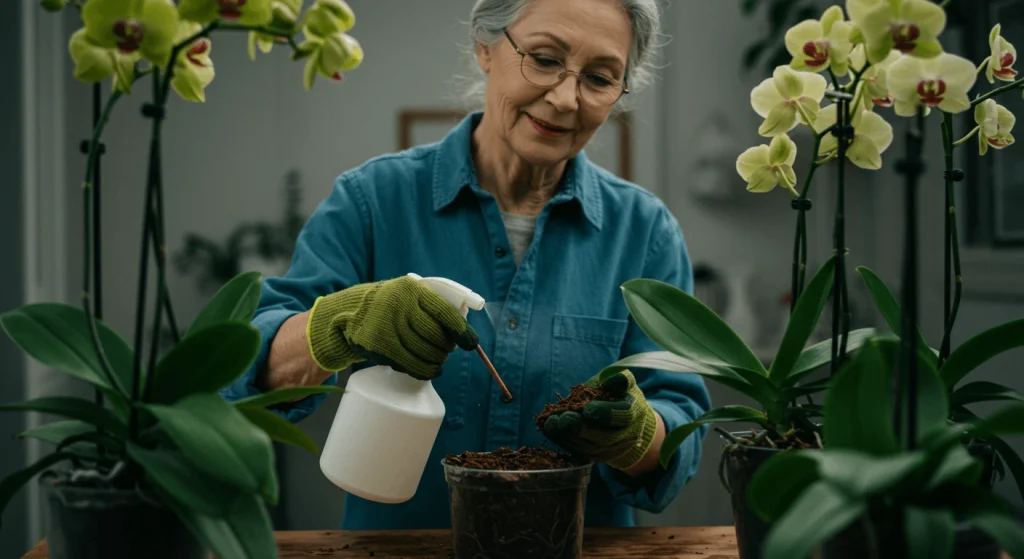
[599,0,1024,556]
[0,1,362,557]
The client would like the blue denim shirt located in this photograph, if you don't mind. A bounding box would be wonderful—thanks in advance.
[221,112,711,530]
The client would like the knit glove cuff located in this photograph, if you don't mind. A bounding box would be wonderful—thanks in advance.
[306,285,369,372]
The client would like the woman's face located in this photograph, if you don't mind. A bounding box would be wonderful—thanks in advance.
[475,0,633,167]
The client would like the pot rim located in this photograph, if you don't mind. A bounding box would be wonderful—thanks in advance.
[440,458,594,476]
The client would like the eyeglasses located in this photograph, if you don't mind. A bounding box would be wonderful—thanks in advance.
[503,29,628,107]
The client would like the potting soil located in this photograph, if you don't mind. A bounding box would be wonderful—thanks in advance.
[533,383,615,430]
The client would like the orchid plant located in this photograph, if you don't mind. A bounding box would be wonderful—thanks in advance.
[600,0,1024,479]
[0,1,363,557]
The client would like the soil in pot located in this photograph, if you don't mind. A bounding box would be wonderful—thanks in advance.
[443,447,592,559]
[41,472,208,559]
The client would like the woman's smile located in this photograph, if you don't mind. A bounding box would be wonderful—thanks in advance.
[525,113,573,137]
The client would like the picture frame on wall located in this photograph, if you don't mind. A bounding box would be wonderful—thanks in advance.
[397,109,633,182]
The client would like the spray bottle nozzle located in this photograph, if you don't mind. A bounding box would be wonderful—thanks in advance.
[407,273,513,403]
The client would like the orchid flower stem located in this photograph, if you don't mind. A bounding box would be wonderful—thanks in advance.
[939,112,963,365]
[828,68,840,91]
[971,75,1024,108]
[82,87,127,397]
[939,0,952,7]
[954,126,980,147]
[830,95,852,375]
[790,136,824,314]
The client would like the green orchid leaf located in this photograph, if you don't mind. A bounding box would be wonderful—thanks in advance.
[147,322,261,404]
[0,452,73,528]
[874,338,950,445]
[238,407,320,456]
[660,405,767,468]
[17,420,96,446]
[925,444,983,491]
[620,278,766,374]
[986,435,1024,508]
[599,351,777,408]
[158,487,277,559]
[939,318,1024,390]
[234,385,344,410]
[817,450,929,497]
[955,489,1024,559]
[906,506,954,559]
[142,393,277,504]
[762,481,865,559]
[0,302,133,398]
[748,450,821,522]
[824,341,900,455]
[782,327,878,388]
[186,271,263,337]
[856,266,938,369]
[769,256,836,380]
[0,397,126,438]
[126,443,239,517]
[950,381,1024,407]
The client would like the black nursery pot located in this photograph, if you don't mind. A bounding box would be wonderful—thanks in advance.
[442,460,593,559]
[722,439,784,559]
[41,473,208,559]
[822,518,1002,559]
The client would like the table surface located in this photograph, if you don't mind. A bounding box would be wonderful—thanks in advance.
[25,526,740,558]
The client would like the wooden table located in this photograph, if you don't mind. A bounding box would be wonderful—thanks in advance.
[24,526,739,558]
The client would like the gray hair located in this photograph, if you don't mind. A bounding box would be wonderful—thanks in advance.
[456,0,664,111]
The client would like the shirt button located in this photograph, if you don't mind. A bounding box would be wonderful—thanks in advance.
[495,246,507,257]
[508,316,518,330]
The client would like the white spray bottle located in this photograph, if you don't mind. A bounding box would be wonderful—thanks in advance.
[319,273,485,504]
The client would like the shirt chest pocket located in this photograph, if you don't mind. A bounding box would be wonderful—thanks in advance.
[550,314,629,397]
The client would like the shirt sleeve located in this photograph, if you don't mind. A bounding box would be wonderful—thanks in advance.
[219,171,373,423]
[597,206,712,513]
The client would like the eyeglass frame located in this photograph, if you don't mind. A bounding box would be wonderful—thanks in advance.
[502,28,629,106]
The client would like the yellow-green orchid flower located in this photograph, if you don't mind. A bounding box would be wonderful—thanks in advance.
[813,105,894,170]
[751,66,828,136]
[845,0,945,64]
[302,32,363,91]
[178,0,272,27]
[82,0,180,67]
[887,52,976,116]
[170,22,215,103]
[302,0,355,38]
[850,44,901,109]
[785,6,853,75]
[983,24,1018,84]
[975,99,1015,156]
[248,0,303,60]
[68,27,138,94]
[736,134,799,196]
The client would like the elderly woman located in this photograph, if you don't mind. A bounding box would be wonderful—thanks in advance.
[221,0,710,530]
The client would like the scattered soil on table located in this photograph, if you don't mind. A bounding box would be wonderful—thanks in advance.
[533,383,619,430]
[444,446,585,471]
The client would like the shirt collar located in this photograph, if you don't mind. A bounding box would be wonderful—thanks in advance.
[432,111,603,231]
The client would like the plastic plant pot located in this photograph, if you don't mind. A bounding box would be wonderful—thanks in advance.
[41,472,208,559]
[443,457,593,559]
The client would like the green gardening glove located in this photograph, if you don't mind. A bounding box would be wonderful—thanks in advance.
[541,370,658,471]
[306,276,479,380]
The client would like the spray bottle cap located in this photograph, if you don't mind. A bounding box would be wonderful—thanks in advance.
[406,273,485,318]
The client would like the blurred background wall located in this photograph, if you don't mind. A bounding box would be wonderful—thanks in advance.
[3,0,1023,555]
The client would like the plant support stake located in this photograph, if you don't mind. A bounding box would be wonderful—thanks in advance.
[895,108,926,450]
[825,89,854,374]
